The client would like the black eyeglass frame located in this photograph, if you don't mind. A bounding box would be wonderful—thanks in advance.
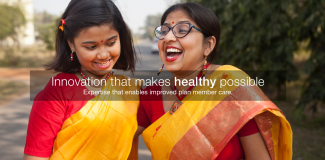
[154,23,203,40]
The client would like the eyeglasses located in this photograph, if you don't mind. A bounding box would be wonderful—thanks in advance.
[154,23,202,40]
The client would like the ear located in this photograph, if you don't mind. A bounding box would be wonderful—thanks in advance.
[203,36,216,57]
[67,40,75,52]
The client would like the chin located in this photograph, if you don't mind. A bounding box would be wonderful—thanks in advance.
[164,64,182,73]
[94,68,112,74]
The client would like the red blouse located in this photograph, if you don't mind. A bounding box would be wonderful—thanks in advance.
[137,85,260,160]
[24,73,95,157]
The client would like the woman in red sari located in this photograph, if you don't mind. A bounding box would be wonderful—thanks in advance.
[24,0,140,160]
[135,2,292,160]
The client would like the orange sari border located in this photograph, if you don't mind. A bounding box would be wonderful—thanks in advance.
[254,111,275,160]
[169,85,280,160]
[142,66,292,160]
[211,103,277,160]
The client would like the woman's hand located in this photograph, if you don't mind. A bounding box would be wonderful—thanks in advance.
[240,132,271,160]
[134,126,145,140]
[23,154,49,160]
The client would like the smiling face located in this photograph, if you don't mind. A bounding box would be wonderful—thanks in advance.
[158,10,207,74]
[68,24,120,78]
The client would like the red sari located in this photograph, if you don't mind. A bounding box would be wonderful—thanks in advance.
[138,65,292,160]
[25,73,140,159]
[138,84,260,160]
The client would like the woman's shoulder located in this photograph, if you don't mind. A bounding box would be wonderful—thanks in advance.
[209,64,242,72]
[32,73,74,112]
[35,72,86,101]
[207,64,249,80]
[40,72,75,89]
[43,72,78,91]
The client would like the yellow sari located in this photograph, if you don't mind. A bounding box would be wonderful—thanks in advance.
[50,75,140,160]
[142,65,292,160]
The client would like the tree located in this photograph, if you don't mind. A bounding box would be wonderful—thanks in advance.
[190,0,299,99]
[295,0,325,117]
[34,11,58,50]
[0,4,26,44]
[189,0,325,117]
[0,4,26,66]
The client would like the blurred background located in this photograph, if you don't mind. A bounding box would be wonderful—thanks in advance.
[0,0,324,160]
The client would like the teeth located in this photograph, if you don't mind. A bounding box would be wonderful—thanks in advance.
[166,48,182,53]
[96,60,109,65]
[167,54,181,58]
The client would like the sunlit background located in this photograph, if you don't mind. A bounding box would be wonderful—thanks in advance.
[0,0,324,160]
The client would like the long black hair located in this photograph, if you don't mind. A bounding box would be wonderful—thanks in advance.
[46,0,137,73]
[161,2,220,63]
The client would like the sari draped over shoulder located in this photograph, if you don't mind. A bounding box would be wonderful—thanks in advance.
[142,65,292,160]
[50,75,141,160]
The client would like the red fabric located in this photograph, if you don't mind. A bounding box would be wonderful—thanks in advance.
[24,73,95,157]
[137,85,260,160]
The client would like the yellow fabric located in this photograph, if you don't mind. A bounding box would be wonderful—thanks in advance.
[269,110,293,160]
[50,75,141,160]
[255,109,292,160]
[142,65,292,160]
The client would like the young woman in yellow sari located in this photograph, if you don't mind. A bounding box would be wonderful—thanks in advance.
[24,0,139,159]
[135,2,292,160]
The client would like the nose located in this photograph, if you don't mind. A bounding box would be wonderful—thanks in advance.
[163,28,177,43]
[96,45,109,60]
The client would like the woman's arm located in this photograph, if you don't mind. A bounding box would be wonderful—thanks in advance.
[24,81,67,158]
[23,154,49,160]
[240,132,271,160]
[134,126,146,140]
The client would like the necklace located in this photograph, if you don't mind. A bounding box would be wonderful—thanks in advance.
[174,82,197,101]
[170,63,211,115]
[79,69,112,87]
[170,72,201,115]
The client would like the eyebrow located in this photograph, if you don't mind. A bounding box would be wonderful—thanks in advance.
[163,20,191,26]
[82,35,118,44]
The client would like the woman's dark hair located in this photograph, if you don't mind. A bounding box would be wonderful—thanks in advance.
[161,2,220,63]
[46,0,137,73]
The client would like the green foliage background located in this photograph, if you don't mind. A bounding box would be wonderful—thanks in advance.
[0,4,26,66]
[189,0,324,117]
[34,11,58,50]
[294,0,325,118]
[0,4,25,42]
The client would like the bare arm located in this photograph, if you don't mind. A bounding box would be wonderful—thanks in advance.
[240,132,271,160]
[134,126,146,140]
[23,154,49,160]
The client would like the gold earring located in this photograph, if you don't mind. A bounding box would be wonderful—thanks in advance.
[157,64,164,76]
[201,56,208,78]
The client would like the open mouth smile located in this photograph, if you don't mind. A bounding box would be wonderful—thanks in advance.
[94,59,111,69]
[165,46,183,62]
